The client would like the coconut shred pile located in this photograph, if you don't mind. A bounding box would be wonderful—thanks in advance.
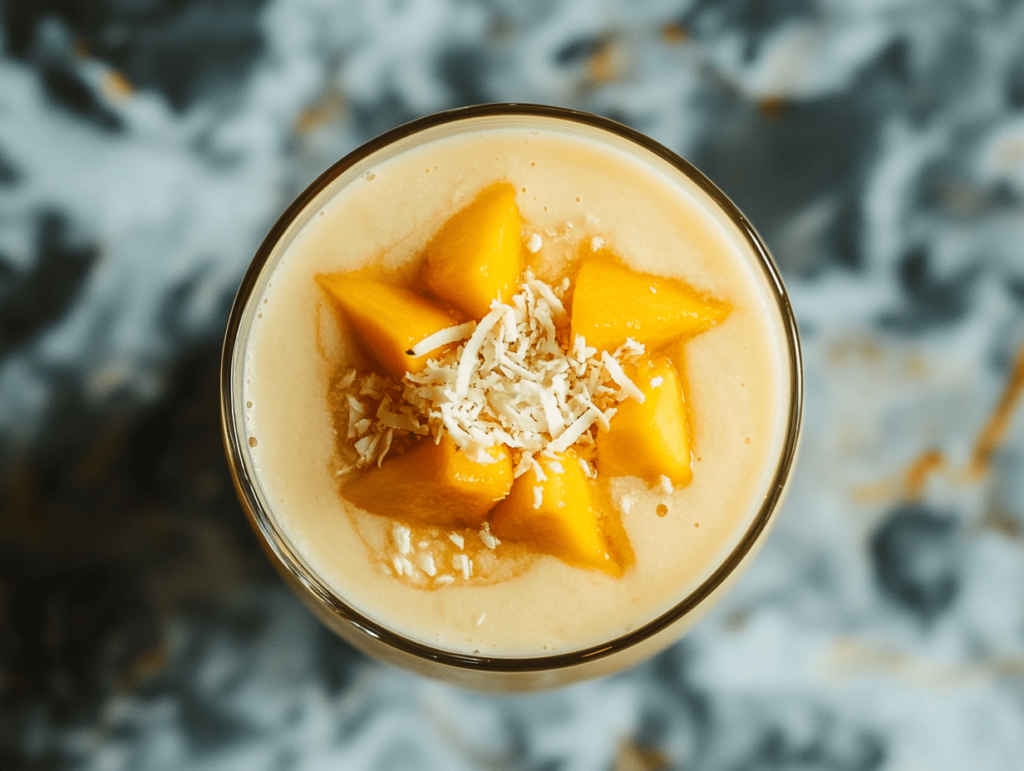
[333,268,646,476]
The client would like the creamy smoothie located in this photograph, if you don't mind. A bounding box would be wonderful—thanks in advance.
[232,112,796,665]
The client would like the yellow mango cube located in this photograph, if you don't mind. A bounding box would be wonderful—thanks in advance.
[596,354,692,487]
[317,274,458,378]
[343,434,513,528]
[490,451,610,570]
[570,256,729,352]
[423,182,525,320]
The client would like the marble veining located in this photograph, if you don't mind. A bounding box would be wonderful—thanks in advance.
[3,1,1024,769]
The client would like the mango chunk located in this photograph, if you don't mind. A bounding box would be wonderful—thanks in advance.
[423,182,525,320]
[343,434,513,528]
[317,274,457,378]
[490,451,610,570]
[570,257,729,353]
[596,354,692,487]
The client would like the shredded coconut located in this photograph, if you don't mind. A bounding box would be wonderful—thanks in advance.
[479,523,499,549]
[650,375,664,388]
[547,409,598,454]
[531,459,548,481]
[659,475,674,495]
[449,533,464,549]
[455,305,508,396]
[417,553,437,576]
[407,321,475,357]
[526,233,543,253]
[453,553,472,579]
[393,524,411,555]
[334,269,647,475]
[527,277,567,324]
[601,351,645,404]
[533,486,544,509]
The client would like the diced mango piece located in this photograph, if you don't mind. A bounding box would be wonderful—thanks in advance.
[490,451,610,570]
[596,354,692,487]
[663,339,695,434]
[570,256,729,352]
[423,182,525,320]
[317,274,457,378]
[343,434,513,528]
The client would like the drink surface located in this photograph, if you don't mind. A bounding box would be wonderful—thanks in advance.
[242,120,789,657]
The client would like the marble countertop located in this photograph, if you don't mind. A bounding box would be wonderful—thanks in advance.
[3,0,1024,768]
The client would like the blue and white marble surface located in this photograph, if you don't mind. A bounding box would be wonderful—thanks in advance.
[3,0,1024,768]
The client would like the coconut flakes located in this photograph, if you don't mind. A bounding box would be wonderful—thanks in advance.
[407,321,476,357]
[479,523,500,549]
[531,459,548,481]
[453,553,472,579]
[417,553,437,576]
[393,524,412,555]
[601,351,645,404]
[455,305,509,397]
[334,270,651,476]
[527,277,567,324]
[547,409,598,454]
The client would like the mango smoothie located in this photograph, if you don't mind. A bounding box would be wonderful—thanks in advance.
[222,106,801,689]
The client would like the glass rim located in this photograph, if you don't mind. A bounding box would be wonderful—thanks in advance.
[221,102,803,674]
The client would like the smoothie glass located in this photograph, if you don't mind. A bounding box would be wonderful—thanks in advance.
[221,104,802,691]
